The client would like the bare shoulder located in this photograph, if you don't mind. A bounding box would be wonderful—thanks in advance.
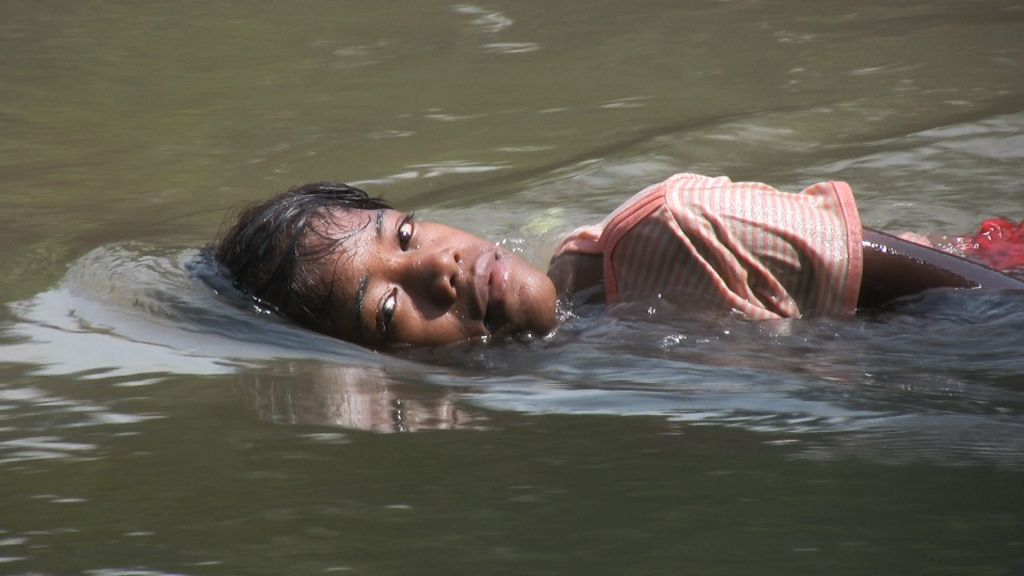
[547,252,605,303]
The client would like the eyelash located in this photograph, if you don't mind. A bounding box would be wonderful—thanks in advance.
[378,214,415,340]
[380,287,398,337]
[398,213,415,250]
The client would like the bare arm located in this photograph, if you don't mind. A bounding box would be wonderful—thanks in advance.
[547,252,605,303]
[858,228,1024,309]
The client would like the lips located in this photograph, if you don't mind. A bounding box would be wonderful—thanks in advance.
[472,251,509,332]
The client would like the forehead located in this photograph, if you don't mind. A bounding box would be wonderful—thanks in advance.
[315,206,382,248]
[309,208,389,342]
[307,208,379,278]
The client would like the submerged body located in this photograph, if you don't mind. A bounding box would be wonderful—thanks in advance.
[215,175,1024,347]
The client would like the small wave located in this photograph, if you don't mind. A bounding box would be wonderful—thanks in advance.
[452,4,514,34]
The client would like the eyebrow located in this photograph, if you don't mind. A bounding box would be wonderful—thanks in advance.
[354,210,386,343]
[354,275,370,343]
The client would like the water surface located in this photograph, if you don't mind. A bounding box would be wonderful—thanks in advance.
[1,0,1023,574]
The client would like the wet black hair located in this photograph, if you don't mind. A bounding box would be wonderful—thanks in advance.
[215,182,391,334]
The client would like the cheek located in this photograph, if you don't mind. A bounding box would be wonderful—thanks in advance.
[401,310,483,346]
[516,262,555,298]
[507,267,557,327]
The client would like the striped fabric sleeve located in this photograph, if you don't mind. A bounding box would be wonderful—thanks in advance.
[555,173,864,319]
[610,174,862,318]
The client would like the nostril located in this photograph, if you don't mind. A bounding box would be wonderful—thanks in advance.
[453,251,462,264]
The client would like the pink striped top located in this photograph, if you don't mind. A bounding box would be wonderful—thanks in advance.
[553,173,864,319]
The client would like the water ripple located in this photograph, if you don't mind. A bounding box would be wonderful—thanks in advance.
[483,42,540,54]
[452,4,514,34]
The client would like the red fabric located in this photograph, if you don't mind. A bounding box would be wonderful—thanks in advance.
[961,218,1024,271]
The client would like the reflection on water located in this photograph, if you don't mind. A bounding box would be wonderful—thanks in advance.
[238,362,484,432]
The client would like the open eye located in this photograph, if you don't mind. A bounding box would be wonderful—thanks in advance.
[379,287,399,336]
[397,213,415,250]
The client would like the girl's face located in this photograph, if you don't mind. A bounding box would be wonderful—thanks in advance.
[313,208,558,347]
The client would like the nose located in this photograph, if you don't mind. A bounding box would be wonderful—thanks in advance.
[405,248,461,307]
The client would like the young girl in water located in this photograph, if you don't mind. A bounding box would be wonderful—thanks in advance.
[215,173,1024,347]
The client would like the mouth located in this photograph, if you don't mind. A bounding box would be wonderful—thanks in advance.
[473,251,509,333]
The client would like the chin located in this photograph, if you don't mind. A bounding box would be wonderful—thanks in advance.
[498,254,558,337]
[521,276,559,335]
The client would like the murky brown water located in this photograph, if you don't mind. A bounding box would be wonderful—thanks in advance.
[2,1,1023,574]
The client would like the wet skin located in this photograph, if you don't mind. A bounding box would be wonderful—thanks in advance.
[314,208,557,347]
